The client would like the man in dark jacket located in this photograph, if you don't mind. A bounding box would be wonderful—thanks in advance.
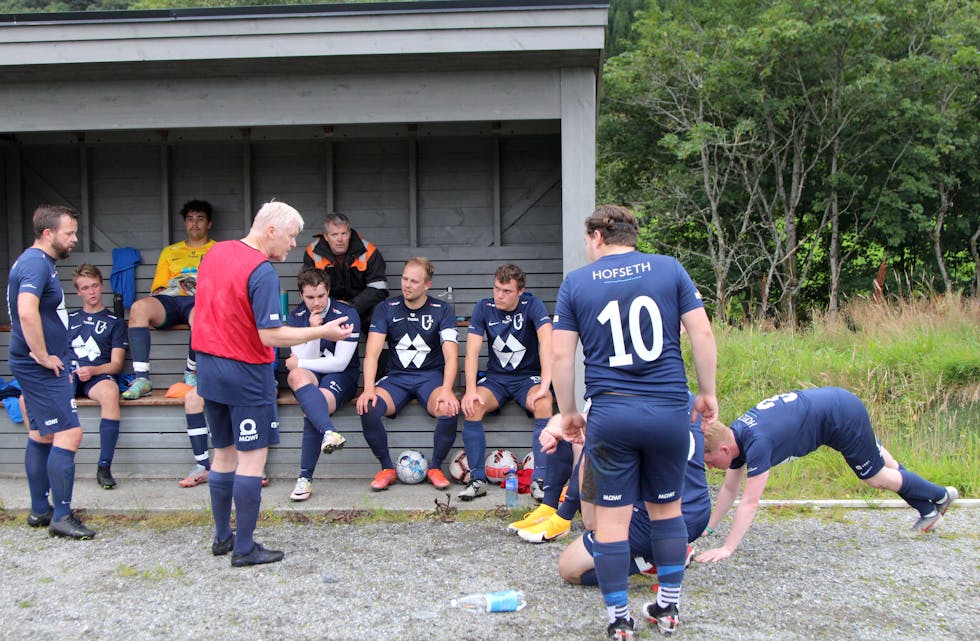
[303,212,388,326]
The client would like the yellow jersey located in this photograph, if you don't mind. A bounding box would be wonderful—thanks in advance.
[151,239,216,296]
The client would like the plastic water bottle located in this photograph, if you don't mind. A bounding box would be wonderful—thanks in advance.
[113,293,124,318]
[451,589,526,613]
[279,291,289,319]
[505,467,518,508]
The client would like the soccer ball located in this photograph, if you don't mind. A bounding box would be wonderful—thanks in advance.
[485,449,519,483]
[395,449,429,484]
[522,450,535,472]
[449,449,471,484]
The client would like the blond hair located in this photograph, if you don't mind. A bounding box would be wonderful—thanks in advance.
[703,419,735,453]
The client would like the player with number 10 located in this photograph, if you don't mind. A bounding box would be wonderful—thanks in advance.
[551,205,717,639]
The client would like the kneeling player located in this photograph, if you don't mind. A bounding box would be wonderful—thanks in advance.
[697,387,958,564]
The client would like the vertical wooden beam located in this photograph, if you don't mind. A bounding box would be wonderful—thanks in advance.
[491,134,502,248]
[242,134,253,229]
[560,67,597,405]
[408,136,418,248]
[159,136,171,246]
[78,140,92,252]
[324,138,335,215]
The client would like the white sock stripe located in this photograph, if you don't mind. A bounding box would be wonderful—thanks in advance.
[187,427,209,437]
[133,363,150,373]
[194,453,209,463]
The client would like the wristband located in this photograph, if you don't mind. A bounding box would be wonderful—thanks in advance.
[705,526,715,536]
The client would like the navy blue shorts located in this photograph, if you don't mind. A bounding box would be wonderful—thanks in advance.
[316,371,358,407]
[582,394,690,507]
[206,400,281,451]
[154,294,195,328]
[376,369,444,416]
[74,373,117,398]
[825,390,886,480]
[477,373,541,411]
[11,359,79,435]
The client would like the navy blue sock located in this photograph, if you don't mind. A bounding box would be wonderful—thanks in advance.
[232,474,264,556]
[128,327,151,374]
[532,417,548,481]
[431,415,458,469]
[186,334,196,373]
[299,418,322,479]
[25,439,52,514]
[898,468,946,516]
[186,411,210,469]
[593,539,631,620]
[98,418,120,467]
[462,420,487,482]
[556,451,582,521]
[48,446,76,521]
[650,515,688,607]
[360,397,393,468]
[579,569,598,586]
[544,440,574,508]
[209,470,235,542]
[294,384,335,433]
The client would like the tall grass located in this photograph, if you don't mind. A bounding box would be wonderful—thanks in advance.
[690,295,980,498]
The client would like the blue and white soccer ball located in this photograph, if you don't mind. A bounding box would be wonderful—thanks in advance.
[396,449,429,484]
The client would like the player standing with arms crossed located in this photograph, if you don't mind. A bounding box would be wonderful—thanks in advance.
[551,205,717,638]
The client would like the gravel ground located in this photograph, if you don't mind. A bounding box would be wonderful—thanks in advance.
[0,507,976,641]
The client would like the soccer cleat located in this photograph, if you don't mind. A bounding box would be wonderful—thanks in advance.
[458,479,488,501]
[320,430,347,455]
[517,513,572,543]
[231,542,284,567]
[936,486,958,516]
[370,468,398,491]
[97,465,117,489]
[643,601,679,635]
[530,479,545,502]
[121,377,152,400]
[183,370,198,387]
[178,464,210,488]
[27,507,53,528]
[685,544,694,568]
[427,468,450,490]
[48,513,96,540]
[606,616,636,640]
[508,503,556,532]
[261,475,270,488]
[212,533,235,556]
[638,545,694,577]
[911,511,945,534]
[289,477,312,502]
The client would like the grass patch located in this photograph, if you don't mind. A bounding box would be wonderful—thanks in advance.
[115,563,186,581]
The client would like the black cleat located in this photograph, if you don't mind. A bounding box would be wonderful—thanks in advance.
[28,507,53,528]
[606,616,636,639]
[643,601,679,635]
[231,542,284,567]
[212,533,235,556]
[97,466,117,489]
[48,513,96,540]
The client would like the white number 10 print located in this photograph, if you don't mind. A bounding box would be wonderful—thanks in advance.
[596,296,664,367]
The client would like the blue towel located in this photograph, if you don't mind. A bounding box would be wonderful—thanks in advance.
[0,377,23,423]
[110,247,142,309]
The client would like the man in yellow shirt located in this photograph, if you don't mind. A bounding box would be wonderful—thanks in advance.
[122,200,215,405]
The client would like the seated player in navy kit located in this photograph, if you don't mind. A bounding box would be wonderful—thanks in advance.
[459,264,553,501]
[9,205,96,539]
[194,201,353,567]
[285,268,360,501]
[697,387,959,564]
[356,257,460,491]
[68,264,128,490]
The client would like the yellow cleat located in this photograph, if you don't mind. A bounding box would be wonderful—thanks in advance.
[517,514,572,543]
[507,503,556,533]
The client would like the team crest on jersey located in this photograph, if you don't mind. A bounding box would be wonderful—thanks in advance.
[94,320,108,334]
[421,315,433,330]
[511,313,524,330]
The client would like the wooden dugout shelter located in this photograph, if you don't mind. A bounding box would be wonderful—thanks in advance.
[0,0,606,478]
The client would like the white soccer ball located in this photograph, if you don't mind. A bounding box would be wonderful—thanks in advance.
[449,449,471,484]
[484,449,519,483]
[522,450,535,472]
[396,449,429,484]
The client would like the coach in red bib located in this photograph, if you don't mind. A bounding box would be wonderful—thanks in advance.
[193,201,353,567]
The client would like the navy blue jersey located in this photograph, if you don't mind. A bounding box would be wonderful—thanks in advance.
[730,387,861,477]
[6,248,70,363]
[369,295,457,373]
[69,308,128,367]
[197,261,282,405]
[286,298,361,379]
[553,250,703,399]
[468,292,551,376]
